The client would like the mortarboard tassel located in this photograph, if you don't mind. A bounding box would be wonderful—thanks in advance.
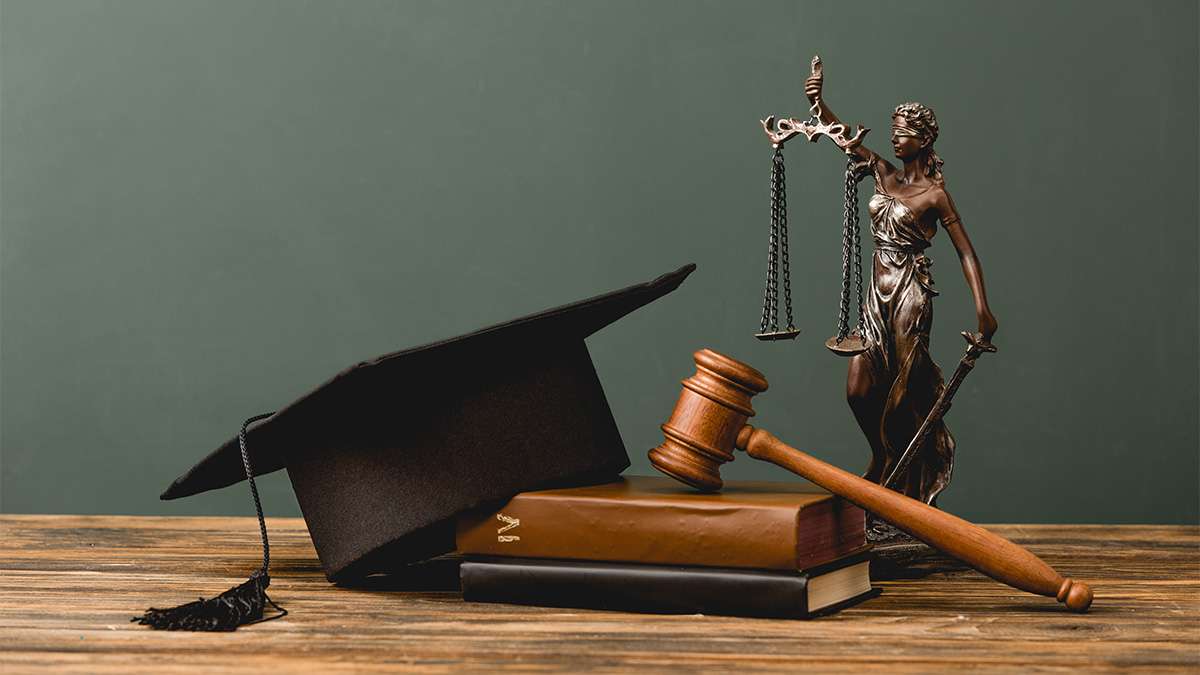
[133,413,288,631]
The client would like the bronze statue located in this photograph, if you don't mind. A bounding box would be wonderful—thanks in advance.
[761,57,998,517]
[802,68,997,508]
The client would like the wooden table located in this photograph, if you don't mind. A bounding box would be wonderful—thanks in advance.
[2,516,1196,673]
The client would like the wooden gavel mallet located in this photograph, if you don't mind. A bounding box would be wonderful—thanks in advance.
[649,349,1093,612]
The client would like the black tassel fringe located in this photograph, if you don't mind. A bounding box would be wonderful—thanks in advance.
[135,413,284,631]
[132,571,286,631]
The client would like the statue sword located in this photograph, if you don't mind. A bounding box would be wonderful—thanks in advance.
[882,331,997,492]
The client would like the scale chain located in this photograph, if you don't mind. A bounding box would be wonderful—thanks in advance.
[759,148,786,334]
[850,159,866,332]
[760,158,776,333]
[777,151,796,332]
[834,157,870,343]
[769,150,781,330]
[836,158,855,340]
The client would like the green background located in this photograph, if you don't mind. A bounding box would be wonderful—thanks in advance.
[2,0,1196,524]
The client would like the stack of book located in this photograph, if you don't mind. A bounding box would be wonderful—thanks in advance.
[455,475,877,618]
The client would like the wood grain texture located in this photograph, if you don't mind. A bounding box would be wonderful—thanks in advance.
[1,516,1196,673]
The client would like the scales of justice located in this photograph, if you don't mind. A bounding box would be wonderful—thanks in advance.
[753,56,1000,561]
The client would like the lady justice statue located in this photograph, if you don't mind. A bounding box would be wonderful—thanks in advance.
[763,58,998,553]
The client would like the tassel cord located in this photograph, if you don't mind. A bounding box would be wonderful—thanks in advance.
[133,412,287,631]
[240,412,274,576]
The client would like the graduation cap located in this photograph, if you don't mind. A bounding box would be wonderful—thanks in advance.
[134,263,695,630]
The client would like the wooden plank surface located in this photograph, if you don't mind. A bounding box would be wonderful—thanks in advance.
[1,515,1196,673]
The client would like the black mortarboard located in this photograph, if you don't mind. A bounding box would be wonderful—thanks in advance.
[135,263,694,630]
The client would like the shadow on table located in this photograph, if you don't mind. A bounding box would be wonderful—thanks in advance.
[335,554,463,592]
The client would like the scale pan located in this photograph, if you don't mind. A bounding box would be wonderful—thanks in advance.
[755,329,802,341]
[825,333,870,356]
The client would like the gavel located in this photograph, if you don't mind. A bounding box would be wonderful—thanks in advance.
[649,349,1093,612]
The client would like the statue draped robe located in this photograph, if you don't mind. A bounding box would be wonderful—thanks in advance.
[861,171,954,505]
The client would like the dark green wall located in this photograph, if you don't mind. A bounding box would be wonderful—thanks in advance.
[2,0,1196,523]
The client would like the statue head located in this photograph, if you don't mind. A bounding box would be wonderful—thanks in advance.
[891,102,944,178]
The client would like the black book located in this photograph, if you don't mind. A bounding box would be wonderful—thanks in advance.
[460,551,878,619]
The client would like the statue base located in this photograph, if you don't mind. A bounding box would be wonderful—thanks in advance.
[866,516,968,580]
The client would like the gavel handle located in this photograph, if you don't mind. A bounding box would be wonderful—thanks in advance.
[737,425,1093,612]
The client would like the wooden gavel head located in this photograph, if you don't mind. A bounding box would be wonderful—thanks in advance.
[648,349,768,492]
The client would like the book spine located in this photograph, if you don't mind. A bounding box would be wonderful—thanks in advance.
[456,495,864,570]
[461,558,817,619]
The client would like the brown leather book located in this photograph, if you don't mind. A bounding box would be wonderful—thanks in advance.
[455,475,865,571]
